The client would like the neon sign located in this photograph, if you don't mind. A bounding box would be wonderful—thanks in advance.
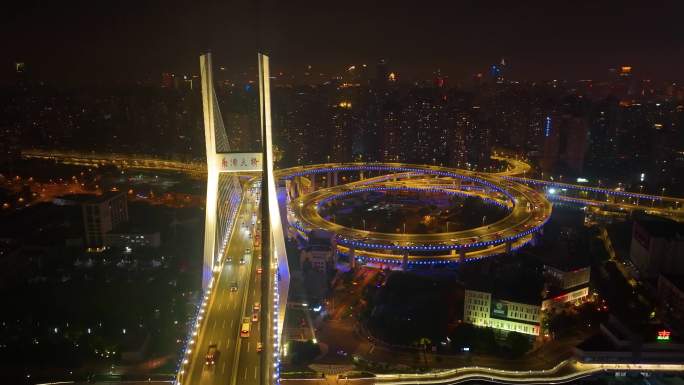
[544,116,552,137]
[657,330,671,341]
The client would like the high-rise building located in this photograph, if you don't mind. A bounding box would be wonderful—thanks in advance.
[448,112,471,167]
[82,192,129,249]
[331,101,355,162]
[381,102,401,162]
[541,113,588,175]
[376,58,388,87]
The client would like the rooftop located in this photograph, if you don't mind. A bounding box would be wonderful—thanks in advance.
[634,213,684,239]
[540,240,590,271]
[462,257,544,305]
[85,191,126,205]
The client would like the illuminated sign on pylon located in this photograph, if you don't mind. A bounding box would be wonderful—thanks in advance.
[219,152,262,172]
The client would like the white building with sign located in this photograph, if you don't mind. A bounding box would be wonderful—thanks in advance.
[464,289,542,336]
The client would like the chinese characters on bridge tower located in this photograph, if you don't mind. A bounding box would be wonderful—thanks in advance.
[219,153,262,172]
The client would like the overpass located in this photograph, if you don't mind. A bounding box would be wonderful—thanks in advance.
[21,150,684,220]
[278,360,684,385]
[277,163,552,267]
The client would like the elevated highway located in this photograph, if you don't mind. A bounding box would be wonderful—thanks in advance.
[277,163,551,266]
[280,360,684,385]
[22,149,683,219]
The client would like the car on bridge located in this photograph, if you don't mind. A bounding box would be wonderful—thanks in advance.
[230,281,238,292]
[205,344,219,367]
[240,317,251,338]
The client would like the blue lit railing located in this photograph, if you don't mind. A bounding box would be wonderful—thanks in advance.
[504,176,665,200]
[338,231,537,266]
[272,267,281,384]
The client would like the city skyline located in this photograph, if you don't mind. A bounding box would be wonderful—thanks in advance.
[3,0,684,85]
[3,2,684,384]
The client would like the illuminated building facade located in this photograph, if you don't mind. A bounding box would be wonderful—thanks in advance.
[464,289,541,336]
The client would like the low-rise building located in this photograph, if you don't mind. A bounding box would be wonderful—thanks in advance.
[301,244,333,273]
[462,258,544,336]
[574,315,684,363]
[301,229,335,273]
[464,289,542,336]
[541,244,591,310]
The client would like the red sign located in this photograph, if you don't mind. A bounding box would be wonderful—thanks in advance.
[657,330,671,341]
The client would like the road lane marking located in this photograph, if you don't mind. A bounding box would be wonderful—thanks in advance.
[247,342,251,352]
[254,365,258,379]
[222,319,226,329]
[244,366,248,380]
[231,319,234,329]
[222,360,226,374]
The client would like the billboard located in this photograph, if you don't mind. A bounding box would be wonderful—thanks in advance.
[218,153,262,172]
[490,300,508,318]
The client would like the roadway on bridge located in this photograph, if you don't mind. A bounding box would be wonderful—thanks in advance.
[281,164,552,263]
[181,186,263,385]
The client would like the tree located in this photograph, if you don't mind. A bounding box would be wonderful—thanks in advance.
[505,332,531,357]
[289,340,321,366]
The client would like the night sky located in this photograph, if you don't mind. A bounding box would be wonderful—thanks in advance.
[2,0,683,85]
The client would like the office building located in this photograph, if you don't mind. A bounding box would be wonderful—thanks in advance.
[464,289,542,336]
